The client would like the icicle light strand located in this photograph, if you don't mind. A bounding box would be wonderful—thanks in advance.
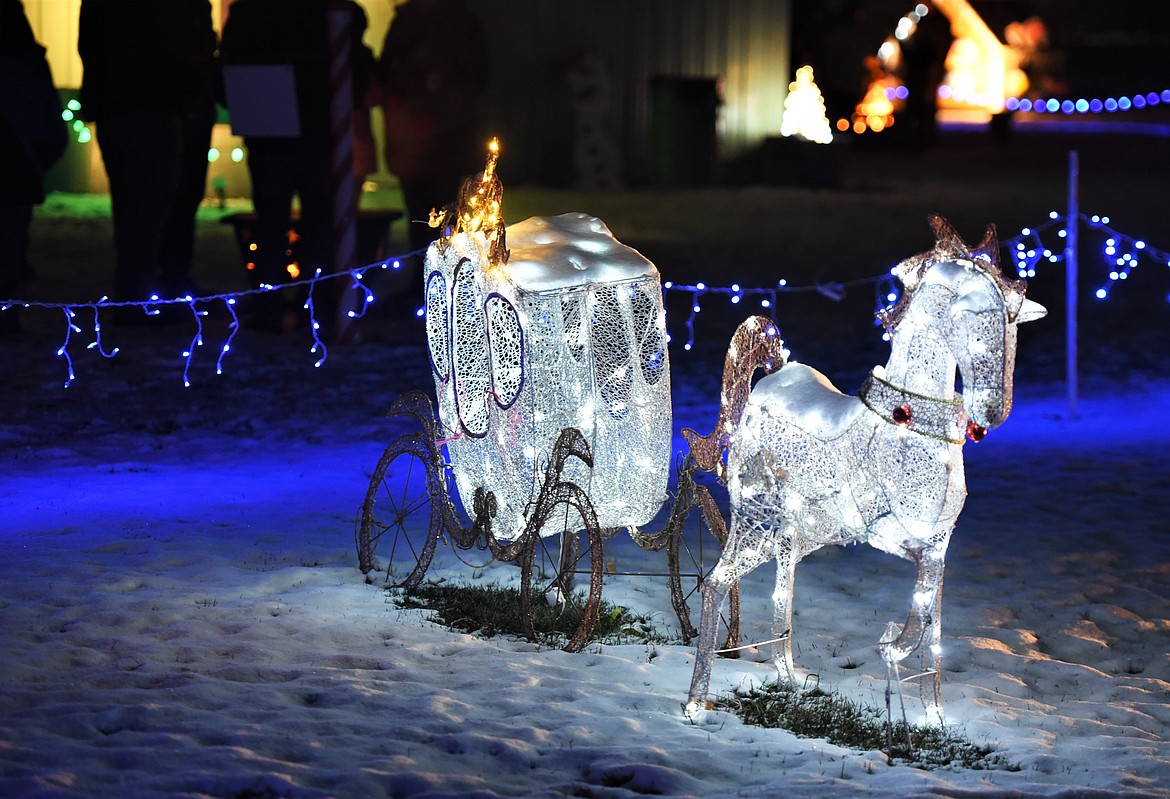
[3,213,1167,386]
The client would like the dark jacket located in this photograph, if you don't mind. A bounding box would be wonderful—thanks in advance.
[78,0,218,122]
[0,0,67,203]
[380,0,489,181]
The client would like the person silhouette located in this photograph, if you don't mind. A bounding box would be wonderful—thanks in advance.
[381,0,490,297]
[0,0,67,332]
[0,0,67,335]
[221,0,377,334]
[78,0,218,309]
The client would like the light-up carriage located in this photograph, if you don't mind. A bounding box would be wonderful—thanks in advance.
[356,145,745,651]
[359,144,1045,721]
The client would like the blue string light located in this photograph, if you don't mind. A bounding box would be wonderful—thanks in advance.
[894,84,1170,119]
[1081,214,1170,300]
[1,249,426,388]
[1005,89,1170,116]
[54,307,80,386]
[179,295,207,388]
[1003,212,1067,279]
[669,276,875,351]
[215,298,240,376]
[875,5,1170,121]
[665,279,784,352]
[87,299,120,360]
[6,215,1169,386]
[1001,212,1170,301]
[305,269,327,368]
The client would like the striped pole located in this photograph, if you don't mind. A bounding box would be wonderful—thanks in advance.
[328,0,360,340]
[328,0,356,277]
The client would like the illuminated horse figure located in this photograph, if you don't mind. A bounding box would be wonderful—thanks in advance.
[684,216,1046,719]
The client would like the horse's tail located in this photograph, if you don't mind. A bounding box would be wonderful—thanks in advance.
[683,315,787,480]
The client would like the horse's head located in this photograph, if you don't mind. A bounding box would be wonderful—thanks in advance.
[881,216,1046,432]
[944,259,1046,430]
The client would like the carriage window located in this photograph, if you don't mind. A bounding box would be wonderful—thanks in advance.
[425,271,450,381]
[592,285,633,420]
[631,284,667,386]
[452,258,490,437]
[561,295,587,363]
[486,293,524,409]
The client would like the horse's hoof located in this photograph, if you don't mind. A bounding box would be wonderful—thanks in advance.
[923,703,946,726]
[878,621,913,665]
[682,699,712,719]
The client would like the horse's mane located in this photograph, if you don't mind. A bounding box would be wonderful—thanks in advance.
[878,214,1027,334]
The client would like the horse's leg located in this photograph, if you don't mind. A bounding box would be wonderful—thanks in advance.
[879,549,944,672]
[684,563,733,716]
[685,538,768,717]
[920,572,945,723]
[771,538,800,683]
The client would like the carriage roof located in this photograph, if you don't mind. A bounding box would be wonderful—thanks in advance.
[504,213,658,293]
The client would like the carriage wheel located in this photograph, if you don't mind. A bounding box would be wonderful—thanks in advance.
[519,504,605,653]
[357,433,445,591]
[654,459,741,650]
[533,528,581,605]
[480,427,606,653]
[692,483,742,656]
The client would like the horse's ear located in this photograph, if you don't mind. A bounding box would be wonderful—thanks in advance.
[972,224,999,266]
[1016,298,1047,324]
[929,214,963,248]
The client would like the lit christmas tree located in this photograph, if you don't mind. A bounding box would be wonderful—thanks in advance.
[780,65,834,144]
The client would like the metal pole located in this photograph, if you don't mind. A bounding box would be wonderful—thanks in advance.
[1065,150,1079,419]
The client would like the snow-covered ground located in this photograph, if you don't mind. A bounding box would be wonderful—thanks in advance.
[3,291,1170,797]
[6,122,1170,795]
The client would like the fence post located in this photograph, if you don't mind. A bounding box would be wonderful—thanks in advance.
[1065,150,1079,419]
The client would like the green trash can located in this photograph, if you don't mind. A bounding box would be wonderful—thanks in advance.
[650,76,719,187]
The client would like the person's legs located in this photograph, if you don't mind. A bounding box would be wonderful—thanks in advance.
[158,111,215,297]
[0,203,32,334]
[294,144,337,331]
[245,140,300,286]
[293,144,335,276]
[97,111,182,303]
[0,204,32,293]
[244,139,299,330]
[0,112,37,312]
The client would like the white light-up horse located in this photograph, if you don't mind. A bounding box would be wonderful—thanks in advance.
[684,216,1046,719]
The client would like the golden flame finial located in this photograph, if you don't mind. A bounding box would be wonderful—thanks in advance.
[429,138,508,266]
[483,137,500,179]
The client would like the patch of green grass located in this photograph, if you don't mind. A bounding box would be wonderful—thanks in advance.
[714,681,1017,771]
[393,581,675,648]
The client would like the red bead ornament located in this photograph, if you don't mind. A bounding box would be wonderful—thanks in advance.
[966,421,987,442]
[892,403,913,426]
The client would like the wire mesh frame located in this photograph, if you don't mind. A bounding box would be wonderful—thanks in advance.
[357,390,606,651]
[358,391,743,649]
